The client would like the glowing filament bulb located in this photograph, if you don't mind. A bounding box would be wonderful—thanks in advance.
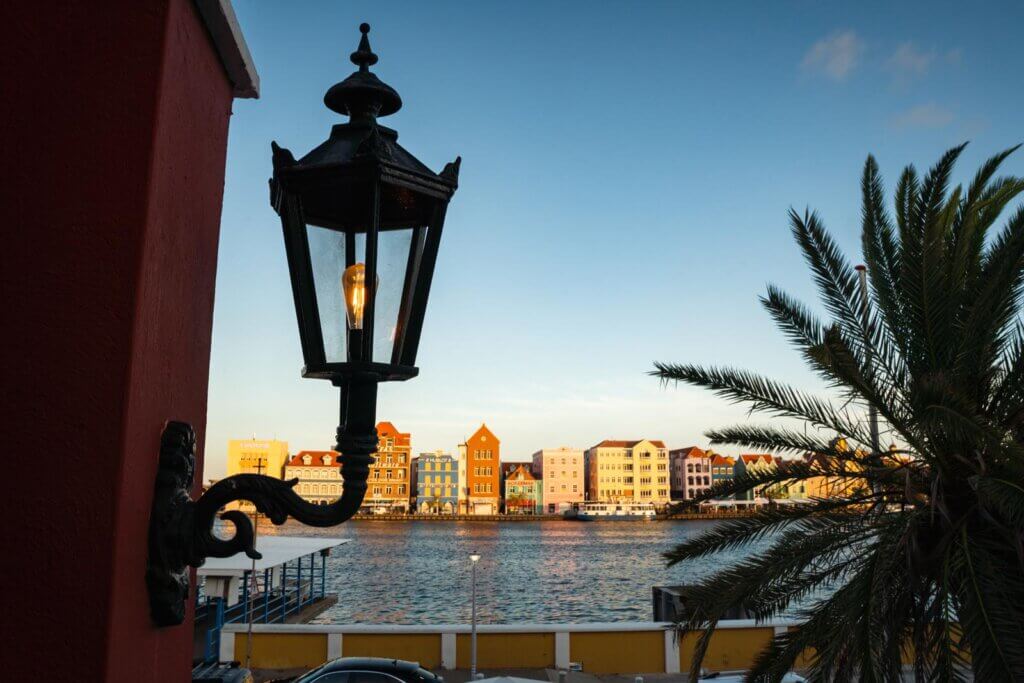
[342,262,367,330]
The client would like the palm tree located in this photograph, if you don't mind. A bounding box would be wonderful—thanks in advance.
[654,145,1024,682]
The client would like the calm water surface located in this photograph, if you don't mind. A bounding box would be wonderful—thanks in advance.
[258,519,752,624]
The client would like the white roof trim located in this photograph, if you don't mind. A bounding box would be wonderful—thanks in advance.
[194,0,259,98]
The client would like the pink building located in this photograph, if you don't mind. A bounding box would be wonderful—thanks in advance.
[670,446,713,500]
[532,447,584,513]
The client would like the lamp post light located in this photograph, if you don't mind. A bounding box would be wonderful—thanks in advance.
[470,552,481,679]
[145,23,460,626]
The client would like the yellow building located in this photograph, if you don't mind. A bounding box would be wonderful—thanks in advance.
[226,439,289,511]
[585,439,671,506]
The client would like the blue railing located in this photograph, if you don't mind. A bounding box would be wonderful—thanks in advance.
[197,550,329,663]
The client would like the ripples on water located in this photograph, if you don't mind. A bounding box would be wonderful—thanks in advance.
[258,519,753,624]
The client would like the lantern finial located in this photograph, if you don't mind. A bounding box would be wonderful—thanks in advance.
[324,23,402,121]
[350,23,378,71]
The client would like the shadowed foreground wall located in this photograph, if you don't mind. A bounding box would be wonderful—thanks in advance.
[1,1,239,680]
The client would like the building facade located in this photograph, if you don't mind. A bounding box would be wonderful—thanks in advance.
[227,439,289,511]
[227,439,289,478]
[504,464,543,514]
[416,450,458,513]
[734,454,776,500]
[670,446,713,500]
[461,424,501,514]
[532,447,584,513]
[366,421,412,512]
[710,454,736,491]
[585,439,671,506]
[284,451,344,504]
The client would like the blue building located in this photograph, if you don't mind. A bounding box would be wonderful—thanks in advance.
[416,451,459,514]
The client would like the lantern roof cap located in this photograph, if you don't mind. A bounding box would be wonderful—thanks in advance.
[324,23,402,121]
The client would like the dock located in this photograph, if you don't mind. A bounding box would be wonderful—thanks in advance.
[194,536,349,665]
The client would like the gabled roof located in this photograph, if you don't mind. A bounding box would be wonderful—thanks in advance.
[505,463,537,481]
[671,446,707,458]
[740,454,774,465]
[464,423,500,445]
[711,454,736,466]
[376,421,410,445]
[286,450,338,467]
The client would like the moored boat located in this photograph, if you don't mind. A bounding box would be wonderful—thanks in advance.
[563,501,656,521]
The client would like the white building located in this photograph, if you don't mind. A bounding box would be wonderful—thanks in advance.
[283,450,344,504]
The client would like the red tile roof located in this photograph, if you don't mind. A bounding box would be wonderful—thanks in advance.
[286,450,338,467]
[711,455,736,466]
[671,446,707,458]
[376,421,410,445]
[740,454,774,464]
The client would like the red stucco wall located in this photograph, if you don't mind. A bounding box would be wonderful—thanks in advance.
[2,1,234,680]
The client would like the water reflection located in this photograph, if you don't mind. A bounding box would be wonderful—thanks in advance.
[260,519,749,624]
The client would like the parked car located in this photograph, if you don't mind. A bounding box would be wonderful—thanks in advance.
[293,657,443,683]
[192,661,254,683]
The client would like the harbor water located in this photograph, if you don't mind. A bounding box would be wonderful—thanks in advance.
[252,519,755,624]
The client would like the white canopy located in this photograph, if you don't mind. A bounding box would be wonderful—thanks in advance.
[197,536,349,577]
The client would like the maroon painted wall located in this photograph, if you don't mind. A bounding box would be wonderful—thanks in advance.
[2,1,234,680]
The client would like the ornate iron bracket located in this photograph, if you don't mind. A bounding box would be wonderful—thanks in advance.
[146,415,377,626]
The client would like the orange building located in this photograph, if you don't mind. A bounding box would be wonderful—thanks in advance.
[367,421,412,512]
[460,424,501,514]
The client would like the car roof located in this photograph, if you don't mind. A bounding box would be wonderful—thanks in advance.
[299,657,440,681]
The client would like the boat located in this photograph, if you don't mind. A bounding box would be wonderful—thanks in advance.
[563,502,656,521]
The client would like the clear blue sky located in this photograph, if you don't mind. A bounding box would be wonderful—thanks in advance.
[204,0,1023,479]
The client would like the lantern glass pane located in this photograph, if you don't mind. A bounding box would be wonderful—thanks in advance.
[373,228,415,363]
[306,225,366,363]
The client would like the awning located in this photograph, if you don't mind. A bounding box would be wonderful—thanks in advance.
[198,536,349,577]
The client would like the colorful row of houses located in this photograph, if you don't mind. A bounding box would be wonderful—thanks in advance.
[224,427,863,515]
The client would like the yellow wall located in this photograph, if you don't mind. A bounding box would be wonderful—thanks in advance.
[345,634,442,668]
[230,624,810,675]
[570,631,664,673]
[234,633,326,670]
[678,627,775,673]
[456,633,555,669]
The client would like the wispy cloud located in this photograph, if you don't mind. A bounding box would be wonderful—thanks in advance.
[892,103,955,129]
[886,43,935,83]
[801,30,863,81]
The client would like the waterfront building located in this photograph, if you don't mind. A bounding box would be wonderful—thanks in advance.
[366,421,412,513]
[584,439,671,506]
[461,424,501,514]
[227,439,289,512]
[284,450,343,504]
[669,446,713,500]
[227,438,289,478]
[504,464,543,514]
[416,450,458,513]
[734,454,776,500]
[710,454,736,491]
[532,447,584,513]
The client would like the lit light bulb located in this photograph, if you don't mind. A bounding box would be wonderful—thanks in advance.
[342,263,367,329]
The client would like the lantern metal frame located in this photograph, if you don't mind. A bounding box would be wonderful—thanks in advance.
[146,23,459,626]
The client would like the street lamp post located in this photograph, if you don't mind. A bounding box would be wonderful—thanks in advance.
[470,552,481,678]
[145,23,460,626]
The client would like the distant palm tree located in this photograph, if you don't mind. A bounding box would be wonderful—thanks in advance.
[654,145,1024,682]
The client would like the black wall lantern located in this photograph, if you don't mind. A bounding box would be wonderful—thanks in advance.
[147,24,459,626]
